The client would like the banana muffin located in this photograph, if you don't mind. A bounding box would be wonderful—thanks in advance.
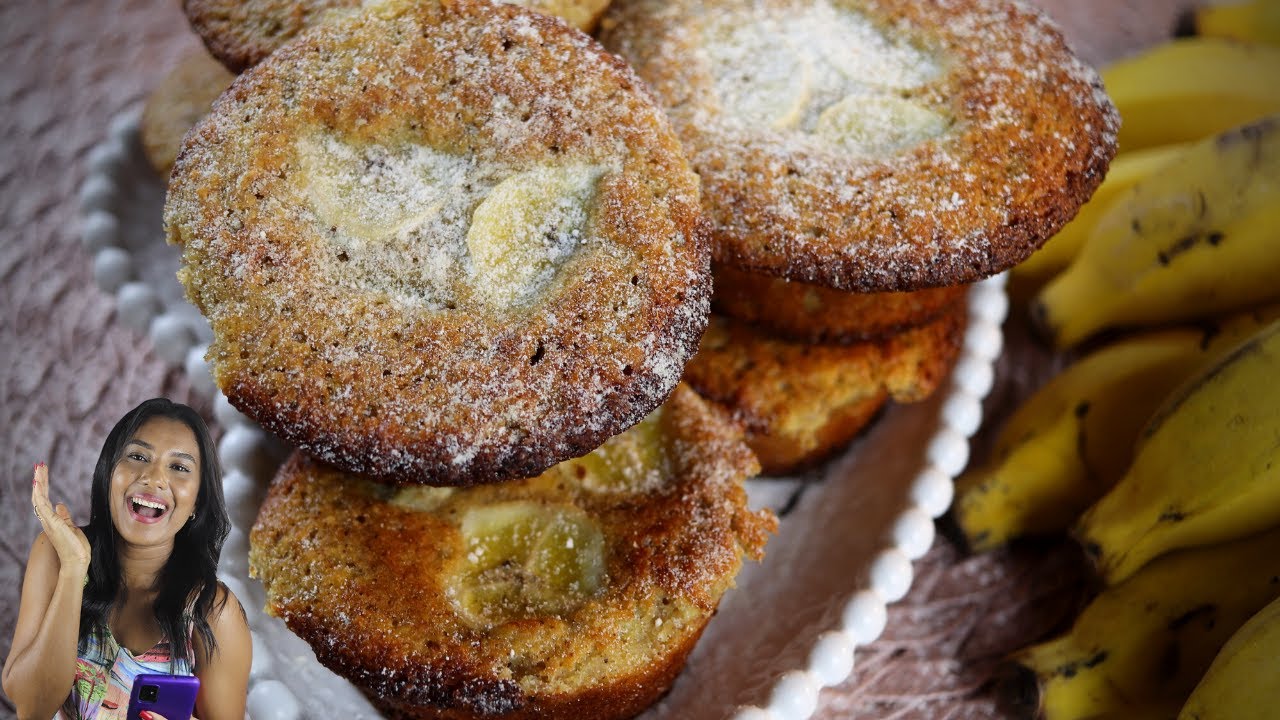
[249,385,775,720]
[600,0,1119,291]
[165,0,709,486]
[683,300,967,474]
[185,0,615,72]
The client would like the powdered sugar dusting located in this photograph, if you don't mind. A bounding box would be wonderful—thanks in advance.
[299,133,475,308]
[700,1,942,141]
[299,130,617,310]
[813,95,950,158]
[466,163,609,308]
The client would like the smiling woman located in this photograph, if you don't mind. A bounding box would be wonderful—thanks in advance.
[1,399,251,720]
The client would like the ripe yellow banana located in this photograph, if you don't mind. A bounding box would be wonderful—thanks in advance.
[1010,523,1280,720]
[1193,0,1280,47]
[955,328,1202,551]
[1177,591,1280,720]
[1102,37,1280,151]
[1013,142,1189,281]
[955,305,1280,551]
[1076,319,1280,584]
[1034,115,1280,349]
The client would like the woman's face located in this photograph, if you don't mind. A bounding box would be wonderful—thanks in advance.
[109,416,202,547]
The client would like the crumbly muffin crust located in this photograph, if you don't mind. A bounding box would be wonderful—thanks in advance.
[600,0,1119,291]
[184,0,614,73]
[249,385,774,720]
[166,0,709,486]
[683,301,966,474]
[712,263,967,344]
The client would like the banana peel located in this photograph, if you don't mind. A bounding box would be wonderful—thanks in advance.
[1103,37,1280,151]
[1007,524,1280,720]
[1034,114,1280,349]
[1077,320,1280,584]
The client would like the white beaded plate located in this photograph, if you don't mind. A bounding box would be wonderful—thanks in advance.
[81,109,1006,720]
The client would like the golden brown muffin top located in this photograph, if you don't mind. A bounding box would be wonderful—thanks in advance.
[165,0,709,486]
[184,0,614,72]
[249,385,774,718]
[600,0,1119,291]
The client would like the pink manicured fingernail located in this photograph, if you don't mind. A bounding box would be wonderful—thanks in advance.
[139,712,153,720]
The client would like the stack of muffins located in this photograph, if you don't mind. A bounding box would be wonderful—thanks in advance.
[598,0,1117,475]
[155,0,1117,717]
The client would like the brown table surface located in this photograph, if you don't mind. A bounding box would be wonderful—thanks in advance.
[0,0,1195,717]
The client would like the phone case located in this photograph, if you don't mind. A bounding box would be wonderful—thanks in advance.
[126,673,200,720]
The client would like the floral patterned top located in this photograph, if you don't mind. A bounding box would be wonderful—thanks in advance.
[55,621,195,720]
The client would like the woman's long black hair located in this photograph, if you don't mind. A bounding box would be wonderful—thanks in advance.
[78,398,231,671]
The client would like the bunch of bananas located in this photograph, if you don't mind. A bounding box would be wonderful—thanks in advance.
[953,8,1280,717]
[954,305,1279,552]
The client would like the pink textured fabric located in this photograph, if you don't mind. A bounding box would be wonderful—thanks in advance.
[0,3,208,716]
[0,0,1193,717]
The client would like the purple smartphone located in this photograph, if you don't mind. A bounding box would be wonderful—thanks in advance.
[126,674,200,720]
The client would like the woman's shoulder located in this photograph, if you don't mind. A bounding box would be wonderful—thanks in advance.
[201,581,250,638]
[191,580,252,680]
[189,580,251,662]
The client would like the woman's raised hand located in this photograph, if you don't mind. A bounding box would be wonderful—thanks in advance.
[31,463,90,576]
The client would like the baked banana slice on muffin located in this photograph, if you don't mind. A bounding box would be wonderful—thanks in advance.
[683,302,966,475]
[600,0,1119,291]
[249,385,775,720]
[165,0,709,486]
[184,0,615,72]
[712,263,966,344]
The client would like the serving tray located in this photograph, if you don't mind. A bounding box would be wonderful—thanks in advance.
[79,109,1006,720]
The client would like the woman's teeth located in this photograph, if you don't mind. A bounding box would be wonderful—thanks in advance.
[131,497,167,519]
